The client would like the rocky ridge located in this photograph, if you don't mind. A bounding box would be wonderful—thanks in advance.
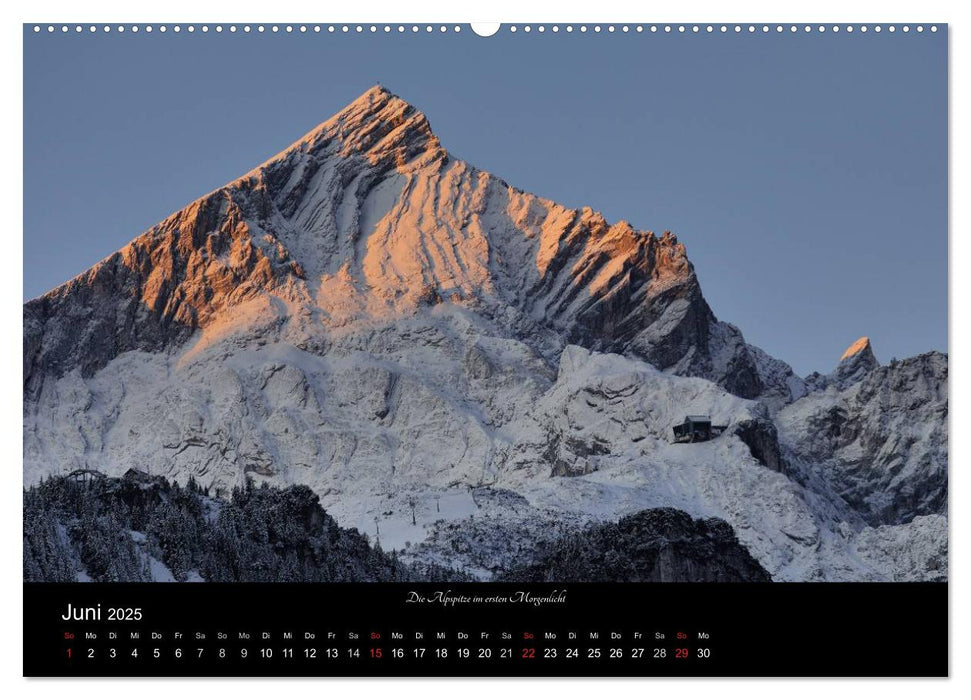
[24,86,798,402]
[778,344,947,527]
[23,86,947,582]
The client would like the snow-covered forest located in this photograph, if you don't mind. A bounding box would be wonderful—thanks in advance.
[23,472,470,583]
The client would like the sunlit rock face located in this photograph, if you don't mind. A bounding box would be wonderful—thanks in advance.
[833,337,881,388]
[24,86,796,402]
[23,87,946,582]
[802,336,880,393]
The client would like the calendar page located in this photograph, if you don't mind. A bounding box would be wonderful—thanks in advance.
[22,21,948,677]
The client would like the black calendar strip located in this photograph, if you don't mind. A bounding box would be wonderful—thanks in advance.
[24,582,947,677]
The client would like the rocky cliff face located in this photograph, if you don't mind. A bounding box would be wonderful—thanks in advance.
[23,86,946,582]
[499,508,772,583]
[778,344,947,527]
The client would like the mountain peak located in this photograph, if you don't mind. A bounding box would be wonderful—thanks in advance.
[359,83,394,99]
[24,85,775,404]
[334,84,411,125]
[300,85,444,169]
[840,336,873,362]
[831,336,878,389]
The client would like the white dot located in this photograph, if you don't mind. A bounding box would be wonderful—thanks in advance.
[847,26,854,33]
[117,25,124,33]
[75,25,82,32]
[832,26,839,33]
[61,25,68,33]
[650,26,657,33]
[580,26,586,33]
[917,26,924,33]
[622,26,629,33]
[931,26,938,32]
[511,26,517,33]
[664,26,671,33]
[216,26,223,33]
[173,26,181,33]
[776,26,783,33]
[159,26,166,33]
[748,25,756,33]
[244,26,251,33]
[861,26,868,33]
[677,25,684,33]
[553,26,560,33]
[383,26,389,33]
[903,26,910,33]
[567,26,574,32]
[595,26,602,33]
[636,26,643,33]
[720,26,727,33]
[819,25,826,32]
[692,25,699,33]
[525,26,532,33]
[455,26,461,32]
[146,25,153,33]
[876,26,882,33]
[762,25,769,33]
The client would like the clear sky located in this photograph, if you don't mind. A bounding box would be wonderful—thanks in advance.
[23,25,947,375]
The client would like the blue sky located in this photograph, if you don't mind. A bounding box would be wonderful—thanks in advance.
[23,26,947,375]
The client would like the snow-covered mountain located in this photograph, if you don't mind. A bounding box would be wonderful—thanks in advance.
[23,86,946,582]
[778,339,947,527]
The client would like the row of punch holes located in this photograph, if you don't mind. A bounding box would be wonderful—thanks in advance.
[32,24,940,35]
